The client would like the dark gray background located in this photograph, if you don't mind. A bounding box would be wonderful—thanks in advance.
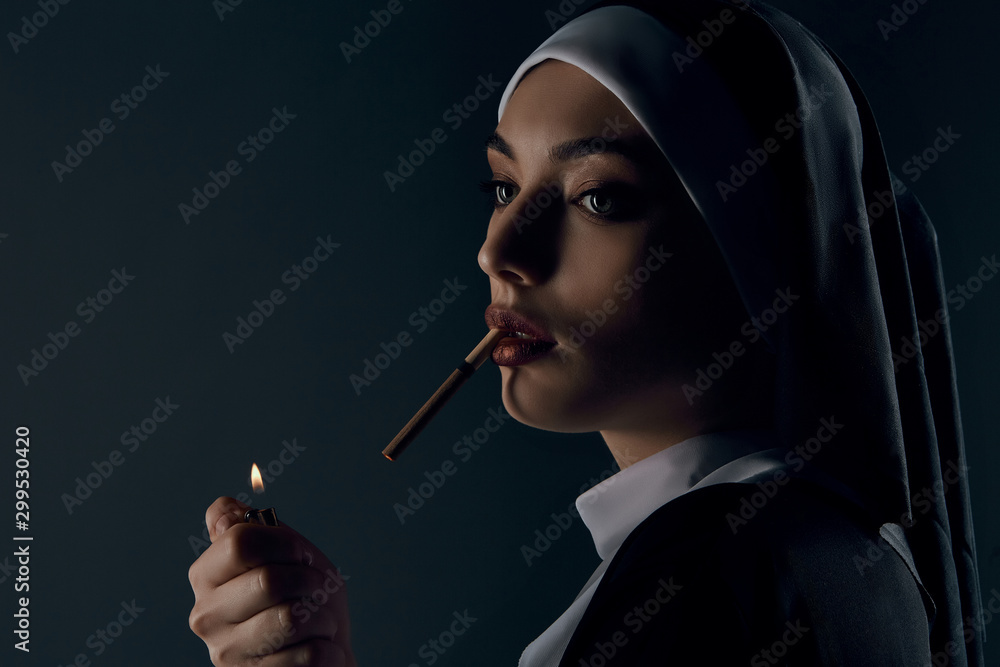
[1,0,997,664]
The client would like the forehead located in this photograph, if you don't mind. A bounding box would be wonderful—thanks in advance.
[486,60,663,171]
[500,60,631,131]
[493,60,657,163]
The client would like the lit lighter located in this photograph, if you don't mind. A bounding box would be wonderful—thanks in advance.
[244,462,280,526]
[245,506,279,526]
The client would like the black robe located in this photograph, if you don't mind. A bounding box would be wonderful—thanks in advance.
[558,479,932,665]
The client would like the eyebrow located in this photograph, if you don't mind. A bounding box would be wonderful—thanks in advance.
[485,132,515,159]
[484,131,652,165]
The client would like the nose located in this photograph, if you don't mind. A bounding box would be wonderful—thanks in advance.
[477,182,562,286]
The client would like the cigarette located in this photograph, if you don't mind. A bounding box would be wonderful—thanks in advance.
[382,328,505,461]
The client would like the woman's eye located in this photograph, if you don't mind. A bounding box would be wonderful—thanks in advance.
[478,179,519,208]
[496,182,518,205]
[582,191,615,215]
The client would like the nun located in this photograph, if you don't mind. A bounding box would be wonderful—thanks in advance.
[188,1,984,665]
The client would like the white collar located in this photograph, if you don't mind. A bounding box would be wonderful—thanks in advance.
[576,430,783,560]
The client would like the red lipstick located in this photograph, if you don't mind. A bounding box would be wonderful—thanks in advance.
[485,306,557,366]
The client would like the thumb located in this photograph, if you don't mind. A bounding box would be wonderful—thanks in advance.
[205,496,250,542]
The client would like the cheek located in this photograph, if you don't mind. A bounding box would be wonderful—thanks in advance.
[589,287,660,364]
[574,251,694,383]
[551,257,667,381]
[555,227,648,305]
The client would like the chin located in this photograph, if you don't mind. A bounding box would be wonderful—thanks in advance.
[497,366,611,433]
[498,357,706,438]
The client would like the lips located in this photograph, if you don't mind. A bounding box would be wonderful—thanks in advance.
[484,305,557,366]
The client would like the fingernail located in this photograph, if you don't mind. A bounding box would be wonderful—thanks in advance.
[215,514,236,537]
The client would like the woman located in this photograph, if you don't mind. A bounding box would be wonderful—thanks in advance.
[188,1,983,664]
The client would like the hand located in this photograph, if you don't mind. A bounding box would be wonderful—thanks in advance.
[189,497,357,666]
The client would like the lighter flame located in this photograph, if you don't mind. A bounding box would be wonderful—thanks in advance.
[251,463,264,494]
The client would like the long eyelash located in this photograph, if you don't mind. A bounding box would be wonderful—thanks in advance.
[574,185,633,223]
[478,179,512,209]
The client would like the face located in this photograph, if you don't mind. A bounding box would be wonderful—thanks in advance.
[479,60,752,439]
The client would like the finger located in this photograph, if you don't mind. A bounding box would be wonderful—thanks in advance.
[214,637,349,667]
[190,523,315,590]
[189,561,352,658]
[256,639,350,667]
[188,559,335,647]
[205,496,250,542]
[205,563,332,625]
[227,599,341,658]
